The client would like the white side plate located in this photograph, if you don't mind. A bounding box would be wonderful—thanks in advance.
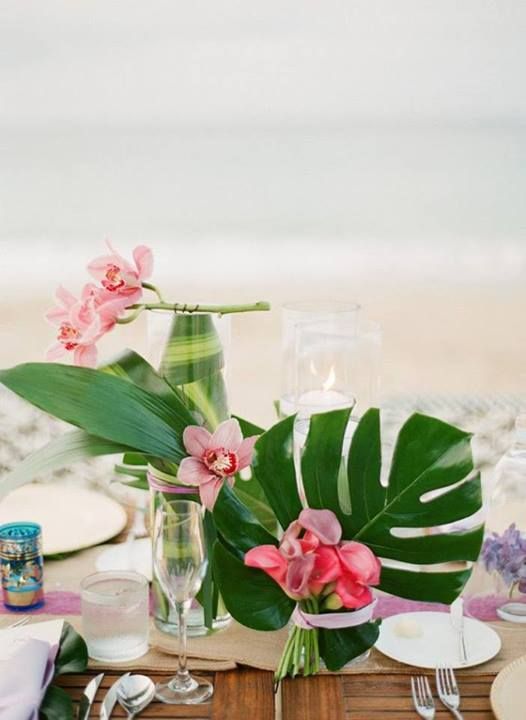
[376,611,501,669]
[491,654,526,720]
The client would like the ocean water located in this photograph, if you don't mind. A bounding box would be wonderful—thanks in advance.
[1,124,525,296]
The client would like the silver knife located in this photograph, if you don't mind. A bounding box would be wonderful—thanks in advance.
[78,673,104,720]
[99,673,131,720]
[450,597,468,664]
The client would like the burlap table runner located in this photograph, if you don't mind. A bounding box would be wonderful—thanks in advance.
[7,544,516,675]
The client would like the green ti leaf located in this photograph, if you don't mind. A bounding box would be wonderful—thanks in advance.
[159,313,229,429]
[0,363,193,463]
[0,430,132,499]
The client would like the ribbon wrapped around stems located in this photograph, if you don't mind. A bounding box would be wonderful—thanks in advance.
[147,470,196,495]
[292,598,377,630]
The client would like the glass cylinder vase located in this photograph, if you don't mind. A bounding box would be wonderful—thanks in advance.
[147,311,232,636]
[480,414,526,623]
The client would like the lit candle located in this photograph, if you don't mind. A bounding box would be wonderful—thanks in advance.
[295,365,354,419]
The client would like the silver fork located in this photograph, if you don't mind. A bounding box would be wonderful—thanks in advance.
[436,666,464,719]
[2,616,29,629]
[411,676,435,719]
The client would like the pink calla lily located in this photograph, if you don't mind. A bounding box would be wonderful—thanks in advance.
[298,508,342,546]
[337,542,382,586]
[244,545,288,586]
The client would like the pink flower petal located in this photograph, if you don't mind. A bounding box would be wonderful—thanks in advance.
[237,435,258,469]
[177,457,214,487]
[45,306,69,325]
[310,546,341,585]
[199,477,224,510]
[335,575,373,609]
[46,342,66,361]
[183,426,212,458]
[78,316,103,344]
[337,542,381,586]
[133,245,153,279]
[210,418,243,451]
[73,344,98,368]
[285,555,315,599]
[299,508,342,545]
[55,285,77,309]
[245,545,287,585]
[280,520,303,560]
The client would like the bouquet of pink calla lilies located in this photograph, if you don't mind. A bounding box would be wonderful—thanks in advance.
[245,508,381,679]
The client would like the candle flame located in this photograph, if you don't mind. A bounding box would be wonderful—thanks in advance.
[322,365,336,392]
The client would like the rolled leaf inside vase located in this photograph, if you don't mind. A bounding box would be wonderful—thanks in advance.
[149,311,231,635]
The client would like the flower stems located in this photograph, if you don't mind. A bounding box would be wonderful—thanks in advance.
[274,598,321,684]
[116,299,271,324]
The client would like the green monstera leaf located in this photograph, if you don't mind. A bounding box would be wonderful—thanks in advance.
[213,409,484,629]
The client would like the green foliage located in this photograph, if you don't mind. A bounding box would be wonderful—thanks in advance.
[213,540,294,630]
[40,623,88,719]
[0,363,193,463]
[159,313,229,429]
[0,430,132,499]
[319,621,381,671]
[213,408,484,671]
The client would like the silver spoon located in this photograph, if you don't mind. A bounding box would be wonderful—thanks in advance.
[116,674,155,719]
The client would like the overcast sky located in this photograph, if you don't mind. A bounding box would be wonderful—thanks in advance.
[1,0,525,126]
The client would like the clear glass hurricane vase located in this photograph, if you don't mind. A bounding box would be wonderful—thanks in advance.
[147,310,232,636]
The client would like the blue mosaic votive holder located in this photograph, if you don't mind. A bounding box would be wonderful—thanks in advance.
[0,522,44,610]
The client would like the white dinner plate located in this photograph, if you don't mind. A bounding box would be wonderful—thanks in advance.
[491,654,526,720]
[0,484,127,555]
[376,611,501,669]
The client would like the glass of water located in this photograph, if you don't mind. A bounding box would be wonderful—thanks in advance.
[153,500,213,704]
[80,570,149,662]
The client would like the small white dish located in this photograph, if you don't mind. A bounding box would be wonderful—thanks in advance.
[491,653,526,719]
[376,611,501,669]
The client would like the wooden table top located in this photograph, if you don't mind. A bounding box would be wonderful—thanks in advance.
[58,669,497,719]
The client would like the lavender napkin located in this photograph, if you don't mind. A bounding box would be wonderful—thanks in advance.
[0,636,59,720]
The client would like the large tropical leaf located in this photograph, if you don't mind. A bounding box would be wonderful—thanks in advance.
[226,408,484,605]
[213,540,294,630]
[102,349,188,414]
[0,363,194,463]
[159,313,229,429]
[0,429,132,499]
[251,414,303,530]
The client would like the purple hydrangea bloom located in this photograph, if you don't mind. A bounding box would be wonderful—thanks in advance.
[481,523,526,593]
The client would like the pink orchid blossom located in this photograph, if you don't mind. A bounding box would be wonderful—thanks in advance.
[177,418,259,510]
[87,241,153,305]
[45,286,104,367]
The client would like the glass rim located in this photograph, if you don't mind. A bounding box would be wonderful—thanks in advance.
[156,499,203,513]
[282,300,362,314]
[80,570,149,601]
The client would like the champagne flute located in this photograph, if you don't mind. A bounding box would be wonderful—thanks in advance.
[152,500,213,704]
